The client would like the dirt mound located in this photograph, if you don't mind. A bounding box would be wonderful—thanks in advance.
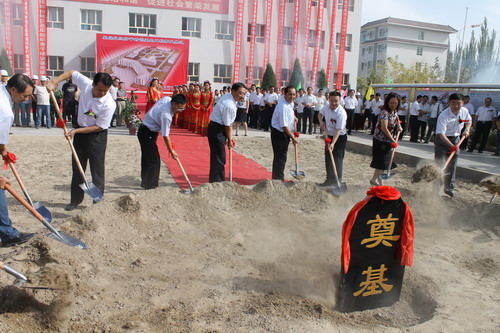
[411,164,441,183]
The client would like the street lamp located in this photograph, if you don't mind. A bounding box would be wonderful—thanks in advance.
[456,7,481,83]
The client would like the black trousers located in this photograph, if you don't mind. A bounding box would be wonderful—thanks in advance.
[399,115,406,135]
[302,107,314,134]
[208,121,228,182]
[250,105,259,128]
[469,121,492,152]
[370,114,378,135]
[435,136,459,192]
[296,113,303,132]
[63,100,77,122]
[409,115,419,142]
[271,127,290,180]
[345,108,355,134]
[70,130,107,205]
[325,134,347,182]
[419,121,427,141]
[138,124,160,189]
[262,105,275,131]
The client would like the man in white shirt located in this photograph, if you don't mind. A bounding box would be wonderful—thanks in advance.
[109,77,119,127]
[262,86,278,131]
[34,76,51,129]
[418,95,431,142]
[409,95,423,142]
[424,96,442,143]
[47,71,116,211]
[343,89,358,135]
[208,82,247,182]
[435,93,471,197]
[295,88,305,133]
[0,74,36,247]
[314,89,328,134]
[468,97,496,153]
[370,93,384,135]
[461,95,475,150]
[138,94,187,189]
[249,86,262,129]
[363,94,374,132]
[271,86,297,180]
[398,96,409,136]
[353,92,362,132]
[301,87,316,135]
[319,91,347,185]
[247,84,257,128]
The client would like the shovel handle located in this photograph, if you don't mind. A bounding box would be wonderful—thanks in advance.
[5,184,44,222]
[0,262,28,281]
[7,162,34,207]
[175,157,194,192]
[228,148,233,182]
[385,130,402,175]
[442,136,466,172]
[327,147,341,187]
[49,91,90,188]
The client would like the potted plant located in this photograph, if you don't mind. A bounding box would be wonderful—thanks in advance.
[128,113,142,135]
[122,100,136,128]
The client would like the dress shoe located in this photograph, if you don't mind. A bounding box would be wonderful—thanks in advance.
[317,180,334,187]
[369,180,380,186]
[444,189,455,198]
[64,203,79,211]
[2,232,35,247]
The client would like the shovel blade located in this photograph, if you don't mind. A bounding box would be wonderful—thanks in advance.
[49,231,88,250]
[380,172,396,180]
[33,202,52,223]
[331,182,347,196]
[79,182,103,202]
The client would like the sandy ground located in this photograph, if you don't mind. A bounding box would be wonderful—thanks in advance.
[0,133,498,332]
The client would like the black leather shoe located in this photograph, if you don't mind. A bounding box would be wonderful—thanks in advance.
[64,203,78,211]
[444,189,455,198]
[2,232,35,247]
[317,180,334,187]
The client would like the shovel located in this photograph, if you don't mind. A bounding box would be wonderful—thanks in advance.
[327,148,347,196]
[229,146,233,182]
[442,136,467,175]
[0,261,28,281]
[380,130,402,180]
[174,156,194,193]
[6,161,52,223]
[5,184,87,249]
[290,143,305,179]
[50,91,102,203]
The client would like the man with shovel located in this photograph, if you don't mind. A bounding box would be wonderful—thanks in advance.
[0,74,35,246]
[47,71,115,211]
[318,91,347,186]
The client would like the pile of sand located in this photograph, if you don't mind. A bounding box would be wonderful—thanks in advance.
[0,134,498,332]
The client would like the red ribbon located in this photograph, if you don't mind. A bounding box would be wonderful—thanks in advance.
[448,145,458,153]
[56,119,67,128]
[293,132,300,138]
[231,139,236,148]
[458,119,470,123]
[171,142,176,150]
[325,137,332,148]
[391,142,398,149]
[2,152,16,170]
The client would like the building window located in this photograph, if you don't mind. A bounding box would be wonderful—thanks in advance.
[215,20,234,41]
[181,17,201,38]
[418,31,425,40]
[361,62,365,70]
[214,64,232,84]
[47,56,64,77]
[308,30,326,48]
[247,23,265,43]
[48,7,64,29]
[188,62,200,82]
[13,54,23,74]
[417,47,423,56]
[361,31,366,42]
[379,28,388,38]
[335,33,352,51]
[81,9,102,31]
[246,66,263,84]
[377,44,386,52]
[367,45,373,54]
[367,61,372,69]
[80,57,95,79]
[283,27,294,45]
[281,68,290,85]
[12,4,22,25]
[311,0,328,6]
[338,0,355,11]
[333,73,350,85]
[367,29,375,40]
[129,13,156,35]
[362,48,365,56]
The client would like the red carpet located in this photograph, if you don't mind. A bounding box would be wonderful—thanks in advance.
[158,127,272,190]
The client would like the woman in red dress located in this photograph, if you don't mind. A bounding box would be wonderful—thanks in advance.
[189,83,202,133]
[199,81,214,136]
[145,78,161,112]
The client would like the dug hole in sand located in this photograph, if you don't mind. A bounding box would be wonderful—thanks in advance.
[0,135,498,332]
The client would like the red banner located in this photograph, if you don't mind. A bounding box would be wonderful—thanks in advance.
[275,0,286,87]
[3,0,14,70]
[311,0,325,89]
[301,0,313,84]
[291,0,300,72]
[23,0,31,76]
[232,0,245,83]
[335,0,350,90]
[96,34,189,91]
[70,0,229,14]
[38,0,47,76]
[246,0,258,86]
[326,0,338,88]
[263,0,272,69]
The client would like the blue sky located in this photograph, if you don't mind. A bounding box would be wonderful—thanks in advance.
[361,0,500,48]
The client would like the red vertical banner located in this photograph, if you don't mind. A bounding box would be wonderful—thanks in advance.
[301,0,313,85]
[335,0,349,89]
[232,0,245,83]
[22,0,31,76]
[275,0,286,87]
[310,0,325,89]
[246,0,258,86]
[326,0,338,89]
[38,0,48,76]
[262,0,272,69]
[3,0,14,70]
[291,0,300,71]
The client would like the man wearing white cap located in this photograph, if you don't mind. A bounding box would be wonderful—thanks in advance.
[34,76,51,129]
[0,70,8,85]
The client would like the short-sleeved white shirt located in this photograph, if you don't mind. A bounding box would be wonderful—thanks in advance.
[354,98,362,114]
[314,95,327,111]
[295,95,304,113]
[253,93,263,106]
[142,96,173,137]
[364,100,372,110]
[372,99,384,116]
[0,85,14,144]
[436,107,471,137]
[410,101,421,116]
[429,103,442,119]
[475,105,497,121]
[320,104,347,136]
[72,71,116,129]
[344,96,358,110]
[302,94,316,108]
[271,98,295,132]
[264,92,279,105]
[209,92,237,126]
[464,103,475,116]
[397,102,408,116]
[34,85,50,105]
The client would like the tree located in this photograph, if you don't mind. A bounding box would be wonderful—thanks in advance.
[261,63,277,90]
[0,49,13,75]
[289,58,304,90]
[316,68,328,91]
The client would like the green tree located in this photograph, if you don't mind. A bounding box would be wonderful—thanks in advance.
[261,63,277,90]
[316,68,328,91]
[289,58,304,90]
[0,49,13,75]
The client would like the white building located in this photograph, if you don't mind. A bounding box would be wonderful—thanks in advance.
[1,0,363,90]
[358,17,456,77]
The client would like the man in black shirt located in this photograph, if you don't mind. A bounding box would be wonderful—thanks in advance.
[62,78,78,126]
